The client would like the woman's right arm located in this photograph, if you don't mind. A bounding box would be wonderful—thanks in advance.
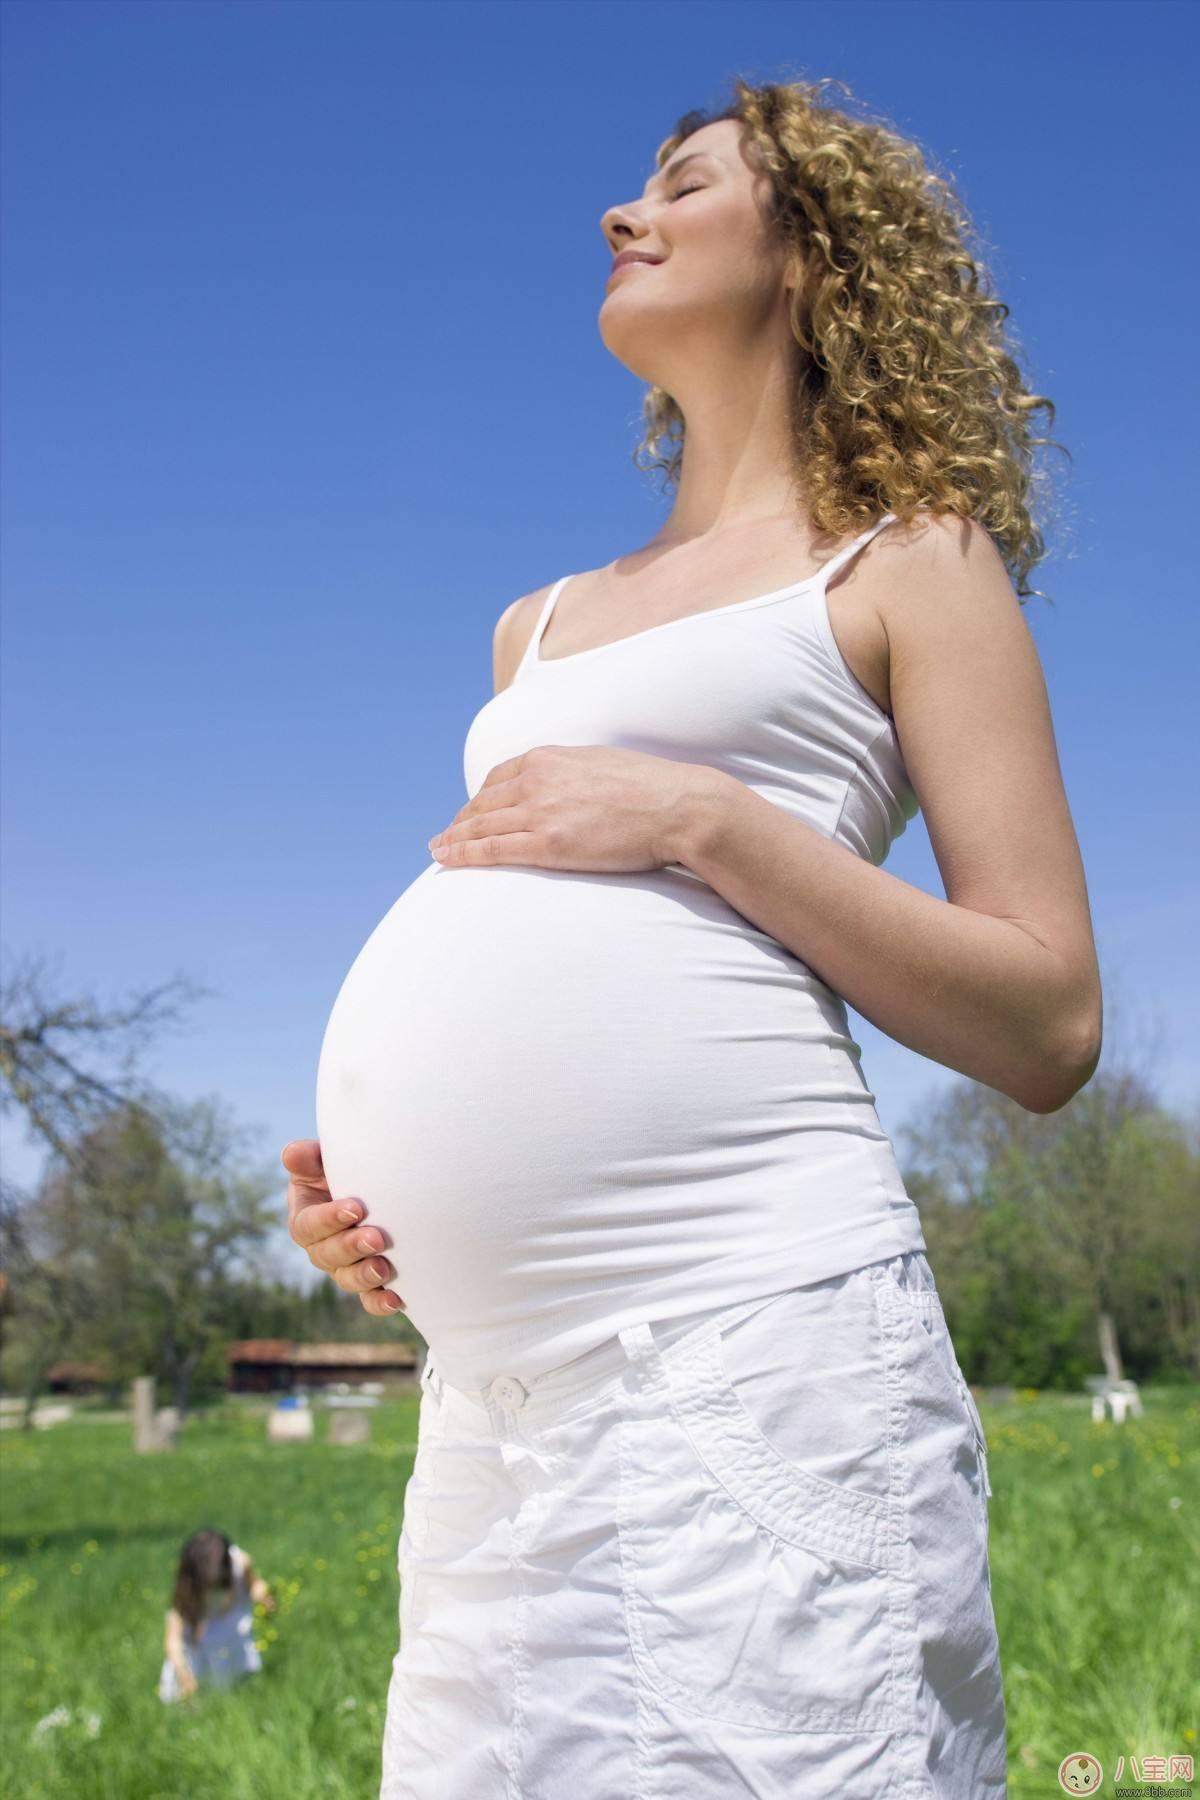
[164,1609,198,1697]
[283,1140,403,1316]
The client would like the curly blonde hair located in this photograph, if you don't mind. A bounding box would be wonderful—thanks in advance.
[634,73,1070,602]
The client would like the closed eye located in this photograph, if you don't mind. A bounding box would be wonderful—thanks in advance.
[671,183,704,200]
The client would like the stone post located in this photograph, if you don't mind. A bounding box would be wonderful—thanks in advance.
[132,1376,157,1453]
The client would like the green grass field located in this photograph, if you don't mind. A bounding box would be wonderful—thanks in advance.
[1,1388,1195,1798]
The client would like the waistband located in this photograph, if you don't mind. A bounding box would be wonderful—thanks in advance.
[419,1286,789,1434]
[418,1249,935,1437]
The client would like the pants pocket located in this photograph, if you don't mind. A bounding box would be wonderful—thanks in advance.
[616,1279,898,1734]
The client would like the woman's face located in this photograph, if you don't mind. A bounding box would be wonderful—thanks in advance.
[598,117,795,386]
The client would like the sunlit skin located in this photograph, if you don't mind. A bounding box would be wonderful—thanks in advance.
[594,115,808,554]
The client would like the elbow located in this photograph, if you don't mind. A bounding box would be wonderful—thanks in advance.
[1019,1010,1103,1115]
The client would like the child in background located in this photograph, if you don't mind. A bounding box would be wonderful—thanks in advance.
[158,1527,275,1703]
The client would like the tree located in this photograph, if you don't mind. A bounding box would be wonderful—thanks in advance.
[0,945,250,1423]
[6,1095,279,1423]
[0,946,212,1173]
[896,1054,1198,1386]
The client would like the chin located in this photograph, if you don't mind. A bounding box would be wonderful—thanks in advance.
[597,315,672,385]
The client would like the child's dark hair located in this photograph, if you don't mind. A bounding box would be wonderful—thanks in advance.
[171,1528,234,1638]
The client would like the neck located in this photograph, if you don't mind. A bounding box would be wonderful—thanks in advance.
[646,331,812,557]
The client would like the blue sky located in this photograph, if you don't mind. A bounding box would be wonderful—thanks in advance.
[3,0,1197,1271]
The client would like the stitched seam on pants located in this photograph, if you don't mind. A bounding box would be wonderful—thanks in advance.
[399,1427,443,1650]
[383,1425,447,1796]
[632,1656,653,1799]
[871,1263,928,1798]
[608,1395,655,1799]
[503,1484,539,1799]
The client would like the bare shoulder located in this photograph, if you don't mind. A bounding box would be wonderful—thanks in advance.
[875,509,1016,632]
[878,510,1041,736]
[875,509,1046,785]
[492,582,557,695]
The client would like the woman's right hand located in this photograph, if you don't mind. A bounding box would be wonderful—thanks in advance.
[282,1140,404,1316]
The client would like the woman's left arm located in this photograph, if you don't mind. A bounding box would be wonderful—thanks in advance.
[669,516,1102,1115]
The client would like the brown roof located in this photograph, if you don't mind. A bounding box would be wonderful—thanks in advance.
[227,1340,419,1368]
[228,1339,295,1361]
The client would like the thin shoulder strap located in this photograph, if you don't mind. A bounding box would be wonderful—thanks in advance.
[515,575,572,678]
[817,513,897,587]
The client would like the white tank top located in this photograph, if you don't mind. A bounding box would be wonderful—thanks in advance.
[315,510,927,1392]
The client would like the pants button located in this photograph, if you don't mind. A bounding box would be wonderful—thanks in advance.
[490,1375,527,1408]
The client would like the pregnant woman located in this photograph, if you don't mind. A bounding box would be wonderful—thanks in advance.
[288,76,1101,1798]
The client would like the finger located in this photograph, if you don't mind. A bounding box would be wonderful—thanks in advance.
[289,1192,376,1253]
[432,774,524,841]
[281,1138,323,1179]
[283,1141,333,1234]
[359,1284,405,1317]
[333,1249,397,1293]
[281,1145,403,1309]
[304,1218,392,1273]
[434,815,538,867]
[482,751,536,785]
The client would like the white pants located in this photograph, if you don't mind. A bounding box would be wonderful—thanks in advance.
[382,1250,1007,1797]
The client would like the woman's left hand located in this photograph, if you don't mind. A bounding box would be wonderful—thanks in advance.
[427,745,720,874]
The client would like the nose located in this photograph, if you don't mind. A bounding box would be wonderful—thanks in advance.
[600,200,649,253]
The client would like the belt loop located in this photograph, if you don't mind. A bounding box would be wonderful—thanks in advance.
[618,1321,657,1370]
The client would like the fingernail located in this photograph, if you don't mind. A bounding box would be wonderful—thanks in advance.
[384,1294,402,1313]
[338,1204,363,1224]
[432,846,447,860]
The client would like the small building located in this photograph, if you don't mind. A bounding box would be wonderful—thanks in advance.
[227,1339,422,1396]
[46,1359,109,1396]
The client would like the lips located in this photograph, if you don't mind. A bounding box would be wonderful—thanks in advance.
[610,254,662,275]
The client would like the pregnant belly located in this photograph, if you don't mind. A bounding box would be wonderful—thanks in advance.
[314,861,877,1353]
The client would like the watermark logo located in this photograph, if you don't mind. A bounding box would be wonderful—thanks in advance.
[1054,1749,1197,1795]
[1058,1754,1104,1794]
[1113,1753,1195,1794]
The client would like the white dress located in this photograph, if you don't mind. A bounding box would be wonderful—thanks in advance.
[157,1543,263,1701]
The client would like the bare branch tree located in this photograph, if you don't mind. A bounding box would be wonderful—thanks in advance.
[0,944,215,1173]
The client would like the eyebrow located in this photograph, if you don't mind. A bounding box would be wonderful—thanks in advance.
[644,151,716,198]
